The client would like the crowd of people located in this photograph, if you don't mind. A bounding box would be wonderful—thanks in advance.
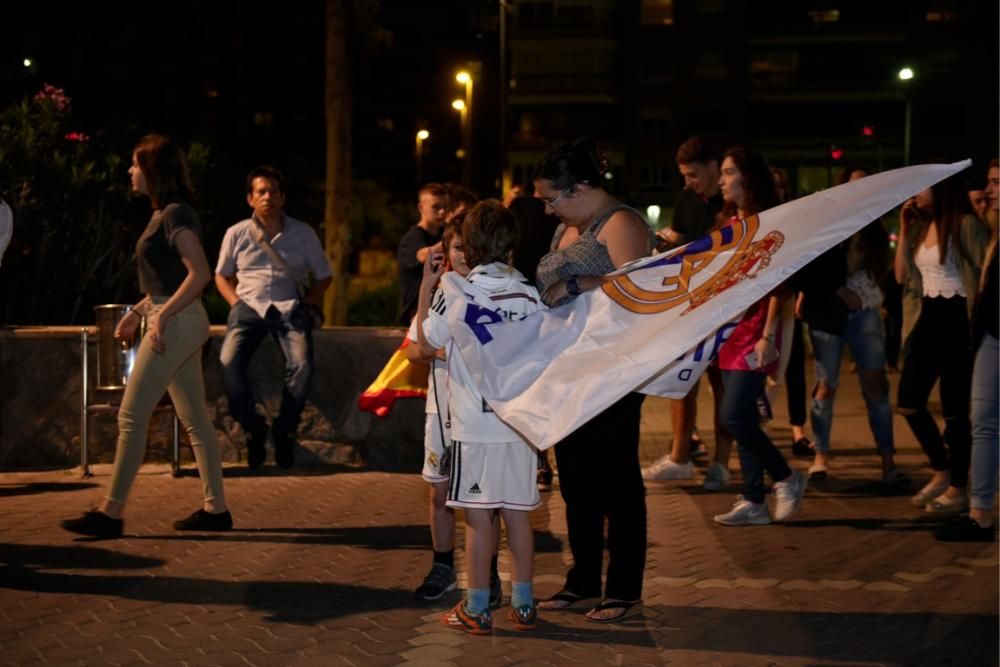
[59,131,997,636]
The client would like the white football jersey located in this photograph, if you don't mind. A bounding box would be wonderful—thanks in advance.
[423,262,543,442]
[407,308,447,415]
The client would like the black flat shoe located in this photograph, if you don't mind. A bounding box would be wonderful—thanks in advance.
[173,509,233,531]
[61,510,123,539]
[935,516,996,542]
[791,438,814,458]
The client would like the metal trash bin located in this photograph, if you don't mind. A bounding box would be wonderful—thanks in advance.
[94,305,139,390]
[80,305,181,478]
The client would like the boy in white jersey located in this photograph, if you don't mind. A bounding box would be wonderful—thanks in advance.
[406,222,503,605]
[416,200,544,634]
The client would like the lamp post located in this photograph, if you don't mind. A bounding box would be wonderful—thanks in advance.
[415,129,429,184]
[451,98,467,181]
[898,67,915,166]
[455,69,474,186]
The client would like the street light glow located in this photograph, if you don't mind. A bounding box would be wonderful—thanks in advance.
[456,71,471,84]
[451,99,466,111]
[416,129,429,140]
[22,58,32,68]
[898,67,914,81]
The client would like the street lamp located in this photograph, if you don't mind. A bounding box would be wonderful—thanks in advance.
[415,130,430,184]
[455,69,474,186]
[451,98,468,171]
[898,67,915,165]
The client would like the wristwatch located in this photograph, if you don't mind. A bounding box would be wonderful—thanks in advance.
[566,276,581,297]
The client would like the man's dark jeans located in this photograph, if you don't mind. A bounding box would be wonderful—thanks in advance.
[220,302,313,438]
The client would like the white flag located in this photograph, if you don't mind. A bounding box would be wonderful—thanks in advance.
[442,161,970,449]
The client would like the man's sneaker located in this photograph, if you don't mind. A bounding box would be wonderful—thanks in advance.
[173,509,234,531]
[414,563,457,601]
[642,455,694,481]
[247,424,268,469]
[273,429,295,469]
[507,603,537,630]
[702,463,730,491]
[713,496,771,526]
[441,601,492,635]
[489,571,503,608]
[773,470,808,522]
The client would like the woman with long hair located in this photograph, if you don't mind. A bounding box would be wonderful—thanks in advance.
[895,170,986,513]
[62,134,231,538]
[533,138,654,623]
[712,147,807,526]
[798,165,905,484]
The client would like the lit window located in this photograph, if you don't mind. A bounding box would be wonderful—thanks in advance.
[807,9,840,24]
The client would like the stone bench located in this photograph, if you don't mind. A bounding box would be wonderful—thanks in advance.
[0,326,425,471]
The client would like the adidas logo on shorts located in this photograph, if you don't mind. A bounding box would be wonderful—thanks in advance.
[469,483,482,494]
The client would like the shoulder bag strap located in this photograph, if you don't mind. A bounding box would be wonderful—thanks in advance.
[249,218,307,299]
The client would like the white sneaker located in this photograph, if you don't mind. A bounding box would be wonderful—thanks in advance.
[773,470,808,522]
[713,496,771,526]
[642,455,694,481]
[702,463,730,491]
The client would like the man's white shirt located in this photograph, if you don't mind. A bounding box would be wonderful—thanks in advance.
[215,216,332,320]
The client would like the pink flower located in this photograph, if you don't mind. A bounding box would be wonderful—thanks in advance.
[33,83,71,112]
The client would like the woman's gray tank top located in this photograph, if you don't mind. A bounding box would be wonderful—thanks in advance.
[536,203,652,306]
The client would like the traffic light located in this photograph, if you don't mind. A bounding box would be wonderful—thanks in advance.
[862,125,875,137]
[830,145,844,161]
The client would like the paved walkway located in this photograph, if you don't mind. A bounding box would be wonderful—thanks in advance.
[1,376,997,666]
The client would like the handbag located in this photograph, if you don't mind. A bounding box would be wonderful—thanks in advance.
[249,218,325,328]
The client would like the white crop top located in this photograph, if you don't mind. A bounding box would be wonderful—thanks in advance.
[915,243,966,298]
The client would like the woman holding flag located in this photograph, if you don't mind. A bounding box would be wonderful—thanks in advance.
[533,139,655,623]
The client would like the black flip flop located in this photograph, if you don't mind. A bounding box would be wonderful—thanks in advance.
[584,599,643,623]
[537,589,600,611]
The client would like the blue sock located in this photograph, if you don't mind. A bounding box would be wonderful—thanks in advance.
[466,588,490,614]
[511,581,533,609]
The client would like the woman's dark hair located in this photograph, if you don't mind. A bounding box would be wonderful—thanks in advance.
[720,147,779,218]
[533,138,607,191]
[837,164,873,185]
[133,134,194,209]
[854,221,891,283]
[462,200,519,268]
[926,169,974,264]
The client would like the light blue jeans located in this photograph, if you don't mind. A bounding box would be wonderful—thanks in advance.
[809,308,893,456]
[970,334,999,511]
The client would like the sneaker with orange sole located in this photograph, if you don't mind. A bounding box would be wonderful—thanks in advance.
[507,604,537,630]
[441,601,492,635]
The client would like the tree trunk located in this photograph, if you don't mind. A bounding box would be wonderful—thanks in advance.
[324,0,352,325]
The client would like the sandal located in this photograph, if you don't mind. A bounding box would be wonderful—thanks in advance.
[585,599,643,624]
[537,589,600,611]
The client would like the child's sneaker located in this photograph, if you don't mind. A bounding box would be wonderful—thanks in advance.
[507,603,537,631]
[441,601,492,635]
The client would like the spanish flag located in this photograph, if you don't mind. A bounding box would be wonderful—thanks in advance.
[358,338,429,418]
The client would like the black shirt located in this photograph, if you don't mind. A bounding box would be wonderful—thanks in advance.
[135,201,201,295]
[397,224,440,324]
[671,188,723,242]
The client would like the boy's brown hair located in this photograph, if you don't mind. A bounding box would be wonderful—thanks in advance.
[461,199,518,268]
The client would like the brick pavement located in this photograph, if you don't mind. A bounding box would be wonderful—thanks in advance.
[0,375,997,666]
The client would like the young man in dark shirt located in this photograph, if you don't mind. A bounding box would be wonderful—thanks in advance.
[397,183,448,324]
[646,137,725,485]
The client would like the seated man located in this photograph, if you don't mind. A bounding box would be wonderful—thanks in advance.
[215,166,332,468]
